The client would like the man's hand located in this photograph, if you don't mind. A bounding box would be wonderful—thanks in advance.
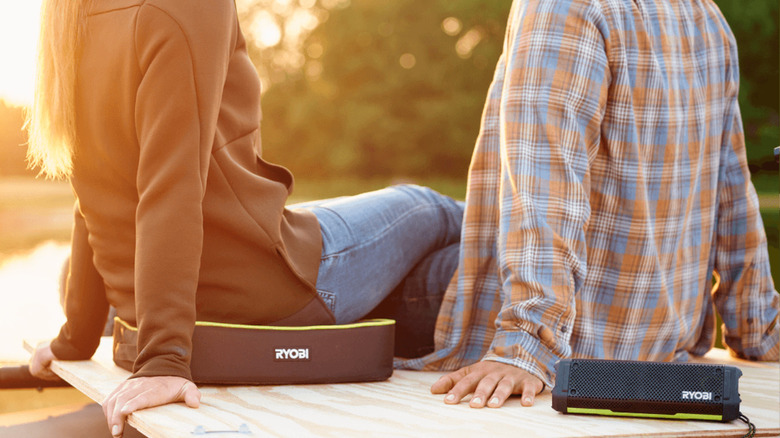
[431,361,544,408]
[103,376,201,437]
[29,340,60,381]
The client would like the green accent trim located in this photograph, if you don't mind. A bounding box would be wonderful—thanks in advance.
[115,317,136,331]
[114,317,395,332]
[567,407,722,421]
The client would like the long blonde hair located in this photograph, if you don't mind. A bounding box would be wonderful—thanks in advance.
[25,0,89,179]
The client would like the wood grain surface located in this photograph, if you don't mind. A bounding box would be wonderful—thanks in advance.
[23,339,779,438]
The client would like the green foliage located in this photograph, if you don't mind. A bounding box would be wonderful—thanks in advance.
[713,0,779,171]
[256,0,510,179]
[762,208,780,288]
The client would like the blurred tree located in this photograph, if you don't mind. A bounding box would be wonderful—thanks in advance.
[713,0,779,173]
[251,0,510,179]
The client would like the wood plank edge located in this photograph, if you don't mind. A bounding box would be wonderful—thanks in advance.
[22,339,160,438]
[23,338,109,404]
[127,415,166,438]
[48,361,106,405]
[21,339,101,402]
[22,339,36,354]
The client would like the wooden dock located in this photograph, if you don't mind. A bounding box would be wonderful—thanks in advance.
[20,338,780,437]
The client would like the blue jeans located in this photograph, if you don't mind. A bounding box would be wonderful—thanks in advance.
[292,184,463,324]
[366,242,460,358]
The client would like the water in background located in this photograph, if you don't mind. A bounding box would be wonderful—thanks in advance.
[0,242,68,363]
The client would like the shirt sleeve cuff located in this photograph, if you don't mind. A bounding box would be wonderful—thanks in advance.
[481,328,563,388]
[50,329,100,361]
[725,321,780,361]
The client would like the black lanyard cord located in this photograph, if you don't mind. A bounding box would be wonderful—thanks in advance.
[739,412,755,438]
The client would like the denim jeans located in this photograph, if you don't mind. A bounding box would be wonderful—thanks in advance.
[292,184,463,324]
[366,242,460,358]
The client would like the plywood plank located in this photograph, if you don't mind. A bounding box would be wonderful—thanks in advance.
[23,339,779,438]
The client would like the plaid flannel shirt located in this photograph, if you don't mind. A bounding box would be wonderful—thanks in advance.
[396,0,779,386]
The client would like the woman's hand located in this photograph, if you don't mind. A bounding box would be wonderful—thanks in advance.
[431,361,544,408]
[103,376,201,437]
[29,340,60,381]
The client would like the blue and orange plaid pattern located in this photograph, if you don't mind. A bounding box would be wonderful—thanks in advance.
[396,0,779,386]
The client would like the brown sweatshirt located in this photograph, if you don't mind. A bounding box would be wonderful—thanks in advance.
[49,0,331,381]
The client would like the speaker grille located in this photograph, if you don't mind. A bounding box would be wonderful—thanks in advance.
[567,360,724,414]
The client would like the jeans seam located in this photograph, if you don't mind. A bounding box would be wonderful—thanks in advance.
[314,205,353,261]
[319,202,443,261]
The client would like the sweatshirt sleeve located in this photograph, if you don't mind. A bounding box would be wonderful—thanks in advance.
[50,202,110,360]
[130,1,237,380]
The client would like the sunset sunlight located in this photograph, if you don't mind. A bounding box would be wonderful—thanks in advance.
[0,1,42,107]
[0,0,777,434]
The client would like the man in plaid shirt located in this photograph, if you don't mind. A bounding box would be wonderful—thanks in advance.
[395,0,779,408]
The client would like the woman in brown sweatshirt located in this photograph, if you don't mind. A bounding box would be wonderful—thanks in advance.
[27,0,463,436]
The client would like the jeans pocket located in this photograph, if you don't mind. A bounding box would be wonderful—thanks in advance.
[316,289,337,314]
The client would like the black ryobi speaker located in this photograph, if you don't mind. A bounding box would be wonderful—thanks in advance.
[552,359,743,422]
